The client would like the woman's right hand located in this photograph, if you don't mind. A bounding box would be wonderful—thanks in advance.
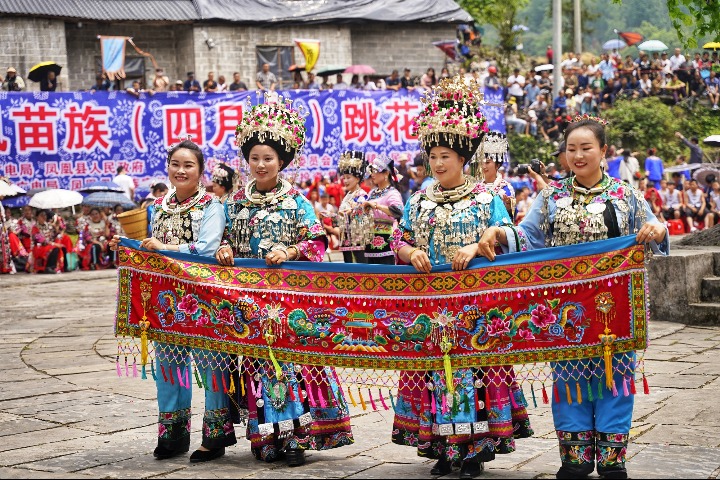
[409,248,432,274]
[478,227,501,261]
[108,235,121,251]
[215,245,234,266]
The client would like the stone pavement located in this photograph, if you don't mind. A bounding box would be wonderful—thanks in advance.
[1,271,719,479]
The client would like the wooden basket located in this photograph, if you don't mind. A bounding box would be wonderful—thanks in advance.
[116,208,148,240]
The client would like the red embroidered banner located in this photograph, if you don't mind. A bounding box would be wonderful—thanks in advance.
[115,236,648,371]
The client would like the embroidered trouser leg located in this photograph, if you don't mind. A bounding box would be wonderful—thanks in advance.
[551,354,635,477]
[193,348,237,449]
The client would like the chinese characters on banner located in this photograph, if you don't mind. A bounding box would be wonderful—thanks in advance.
[0,89,505,191]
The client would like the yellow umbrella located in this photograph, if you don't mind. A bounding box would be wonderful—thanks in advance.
[702,42,720,50]
[28,61,62,82]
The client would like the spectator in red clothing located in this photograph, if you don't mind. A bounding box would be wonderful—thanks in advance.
[546,45,553,64]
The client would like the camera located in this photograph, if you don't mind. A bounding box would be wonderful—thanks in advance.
[516,159,542,175]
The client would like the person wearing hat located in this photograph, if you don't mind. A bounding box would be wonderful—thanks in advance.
[328,151,370,263]
[361,155,404,264]
[215,96,354,466]
[505,96,527,133]
[484,65,501,91]
[391,75,532,479]
[479,132,516,218]
[183,72,200,92]
[2,67,25,92]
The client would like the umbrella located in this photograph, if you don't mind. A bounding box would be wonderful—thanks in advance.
[603,39,627,50]
[78,181,124,193]
[29,189,83,209]
[693,166,720,186]
[82,191,136,209]
[704,135,720,147]
[0,181,16,197]
[344,65,376,75]
[316,65,348,77]
[615,30,644,46]
[287,64,306,73]
[1,196,30,208]
[637,40,669,52]
[535,64,554,72]
[26,187,48,196]
[433,40,460,61]
[27,61,62,83]
[702,42,720,50]
[512,24,529,32]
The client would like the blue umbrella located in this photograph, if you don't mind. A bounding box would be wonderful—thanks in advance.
[1,195,30,208]
[82,191,136,209]
[603,39,627,50]
[79,181,124,194]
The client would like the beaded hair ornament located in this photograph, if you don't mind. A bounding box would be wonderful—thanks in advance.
[235,93,306,168]
[166,134,195,153]
[211,163,231,183]
[570,114,609,126]
[338,151,367,178]
[412,74,489,161]
[480,132,508,165]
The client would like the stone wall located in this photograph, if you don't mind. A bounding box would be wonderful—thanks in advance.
[64,22,194,90]
[0,17,68,92]
[190,24,352,88]
[350,23,456,78]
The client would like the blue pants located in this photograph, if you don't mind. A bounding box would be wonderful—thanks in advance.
[155,342,237,450]
[551,353,635,473]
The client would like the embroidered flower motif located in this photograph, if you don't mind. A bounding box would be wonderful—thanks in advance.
[223,421,234,434]
[158,424,167,437]
[431,308,456,328]
[486,314,511,337]
[216,308,235,325]
[518,328,535,340]
[530,304,557,329]
[177,295,199,315]
[196,312,210,327]
[371,235,386,248]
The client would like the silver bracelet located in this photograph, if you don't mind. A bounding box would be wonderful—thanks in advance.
[272,245,290,260]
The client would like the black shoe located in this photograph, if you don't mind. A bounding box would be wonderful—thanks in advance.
[189,447,225,463]
[430,457,452,476]
[459,459,484,479]
[598,467,628,479]
[556,463,594,479]
[153,443,190,460]
[285,448,306,467]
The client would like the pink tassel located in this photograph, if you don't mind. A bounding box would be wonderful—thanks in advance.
[177,367,184,388]
[623,377,629,397]
[317,386,327,408]
[306,383,317,407]
[379,389,389,410]
[124,357,129,377]
[116,357,122,377]
[441,394,448,414]
[132,360,138,378]
[184,368,191,390]
[368,389,377,410]
[509,388,519,409]
[431,391,437,415]
[612,380,619,397]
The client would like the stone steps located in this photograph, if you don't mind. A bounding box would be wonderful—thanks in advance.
[701,276,720,303]
[687,302,720,326]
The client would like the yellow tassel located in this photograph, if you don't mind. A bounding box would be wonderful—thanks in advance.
[240,373,245,396]
[140,330,148,367]
[228,374,235,394]
[443,352,454,395]
[604,345,614,389]
[348,387,358,407]
[358,388,367,410]
[565,383,573,404]
[576,382,583,404]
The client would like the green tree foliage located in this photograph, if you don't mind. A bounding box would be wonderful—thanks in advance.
[508,132,556,165]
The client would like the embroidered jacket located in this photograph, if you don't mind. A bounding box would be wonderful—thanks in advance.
[150,192,224,256]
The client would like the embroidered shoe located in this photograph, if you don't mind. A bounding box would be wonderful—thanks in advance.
[153,443,190,460]
[189,447,225,463]
[430,457,452,475]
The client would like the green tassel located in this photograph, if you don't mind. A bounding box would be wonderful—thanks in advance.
[463,393,470,413]
[150,361,157,381]
[597,380,604,400]
[389,391,396,411]
[531,385,537,408]
[587,381,594,402]
[141,364,147,380]
[194,367,204,388]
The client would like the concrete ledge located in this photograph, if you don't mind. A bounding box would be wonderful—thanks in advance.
[0,269,117,288]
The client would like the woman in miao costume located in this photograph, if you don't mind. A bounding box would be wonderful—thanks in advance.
[362,155,404,265]
[331,151,370,263]
[214,96,354,467]
[110,139,237,463]
[390,75,533,479]
[479,132,516,219]
[210,162,236,204]
[479,116,669,479]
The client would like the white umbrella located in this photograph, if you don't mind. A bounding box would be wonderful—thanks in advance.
[703,135,720,147]
[0,181,15,197]
[535,64,554,72]
[29,189,84,209]
[637,40,669,52]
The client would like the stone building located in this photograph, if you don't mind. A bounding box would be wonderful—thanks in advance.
[0,0,471,91]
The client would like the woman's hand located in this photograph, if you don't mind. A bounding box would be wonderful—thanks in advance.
[215,245,234,266]
[408,248,432,274]
[108,235,121,251]
[139,237,165,251]
[452,243,479,271]
[478,227,502,261]
[265,249,288,266]
[636,222,666,244]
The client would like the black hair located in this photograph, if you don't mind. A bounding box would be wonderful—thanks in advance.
[167,140,205,173]
[116,165,125,174]
[691,137,698,143]
[89,207,101,214]
[212,163,236,192]
[564,119,606,148]
[152,182,168,194]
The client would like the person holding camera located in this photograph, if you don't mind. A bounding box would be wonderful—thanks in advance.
[2,67,25,91]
